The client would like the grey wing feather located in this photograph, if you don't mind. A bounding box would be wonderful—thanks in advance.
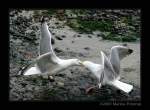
[101,51,116,82]
[40,20,58,60]
[36,52,60,73]
[18,60,37,75]
[40,22,52,55]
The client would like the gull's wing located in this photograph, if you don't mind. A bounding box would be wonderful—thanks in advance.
[100,51,117,82]
[110,80,133,93]
[19,17,61,76]
[101,51,133,93]
[36,52,61,74]
[19,52,61,76]
[109,46,120,76]
[23,67,41,75]
[40,17,59,60]
[40,19,52,55]
[18,61,41,76]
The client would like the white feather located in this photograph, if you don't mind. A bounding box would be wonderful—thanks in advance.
[20,17,81,76]
[82,45,133,93]
[24,67,41,76]
[109,80,133,93]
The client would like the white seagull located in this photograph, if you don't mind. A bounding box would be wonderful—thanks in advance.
[82,44,133,93]
[19,17,82,77]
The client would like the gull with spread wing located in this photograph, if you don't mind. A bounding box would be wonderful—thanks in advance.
[82,44,133,93]
[18,17,82,77]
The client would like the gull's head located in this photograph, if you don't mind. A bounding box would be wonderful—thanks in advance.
[111,44,133,59]
[40,16,49,24]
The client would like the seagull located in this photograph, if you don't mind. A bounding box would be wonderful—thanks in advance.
[18,17,82,78]
[82,44,134,93]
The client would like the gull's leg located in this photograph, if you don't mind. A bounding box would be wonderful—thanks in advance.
[85,77,102,94]
[85,85,97,94]
[86,82,102,94]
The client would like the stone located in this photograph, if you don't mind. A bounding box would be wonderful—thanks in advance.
[61,35,66,38]
[55,36,63,40]
[77,35,81,37]
[71,41,75,43]
[51,38,55,45]
[54,47,63,53]
[84,47,90,50]
[88,35,92,38]
[57,82,64,86]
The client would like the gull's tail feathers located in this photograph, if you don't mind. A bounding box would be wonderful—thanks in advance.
[23,66,41,76]
[18,60,41,76]
[110,80,133,93]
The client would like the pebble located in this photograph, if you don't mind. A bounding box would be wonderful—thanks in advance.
[54,47,63,53]
[84,47,90,50]
[61,35,66,38]
[66,48,70,50]
[51,38,55,45]
[71,41,75,43]
[55,36,63,40]
[55,73,65,77]
[77,35,81,37]
[88,35,92,38]
[52,32,55,35]
[57,82,64,86]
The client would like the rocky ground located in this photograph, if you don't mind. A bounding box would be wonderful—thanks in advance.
[9,10,141,103]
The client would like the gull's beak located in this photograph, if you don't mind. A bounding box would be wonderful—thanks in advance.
[79,61,84,65]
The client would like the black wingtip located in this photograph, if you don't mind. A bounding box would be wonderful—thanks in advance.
[17,70,24,76]
[128,49,133,54]
[17,63,32,76]
[17,66,26,76]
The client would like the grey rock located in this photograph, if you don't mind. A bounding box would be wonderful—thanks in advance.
[57,82,64,87]
[84,47,90,50]
[66,48,70,50]
[71,41,75,43]
[54,47,63,53]
[55,36,63,40]
[88,35,92,38]
[51,38,55,45]
[61,35,66,38]
[77,35,81,37]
